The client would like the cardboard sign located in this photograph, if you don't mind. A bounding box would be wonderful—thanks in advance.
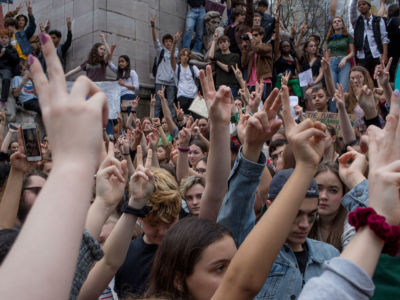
[189,95,208,119]
[304,111,355,137]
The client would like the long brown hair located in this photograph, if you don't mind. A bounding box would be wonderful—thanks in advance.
[309,162,347,251]
[87,43,105,65]
[326,16,350,41]
[346,66,375,114]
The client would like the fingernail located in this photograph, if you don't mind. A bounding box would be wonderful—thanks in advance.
[28,54,34,65]
[394,89,399,96]
[39,32,49,44]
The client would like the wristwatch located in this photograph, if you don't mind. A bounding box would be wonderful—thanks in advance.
[122,202,152,218]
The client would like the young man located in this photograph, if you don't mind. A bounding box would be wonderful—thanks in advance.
[269,138,287,172]
[183,0,206,53]
[0,29,19,107]
[114,169,181,298]
[241,25,273,100]
[351,0,389,74]
[208,34,240,97]
[4,2,36,61]
[257,0,275,43]
[151,15,178,120]
[218,162,339,300]
[40,17,72,72]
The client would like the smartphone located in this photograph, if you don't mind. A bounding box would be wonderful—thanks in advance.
[21,123,42,161]
[8,123,19,131]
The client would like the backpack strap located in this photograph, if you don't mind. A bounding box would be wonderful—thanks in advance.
[178,64,181,82]
[189,64,196,81]
[157,49,165,69]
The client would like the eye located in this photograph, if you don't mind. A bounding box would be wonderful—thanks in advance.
[329,188,338,194]
[215,264,226,273]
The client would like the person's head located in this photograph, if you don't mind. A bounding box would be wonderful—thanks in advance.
[327,16,349,40]
[348,66,374,113]
[198,118,209,137]
[142,117,153,134]
[309,162,347,250]
[9,141,18,155]
[252,26,265,44]
[87,43,106,65]
[117,55,131,80]
[0,29,10,47]
[162,34,173,51]
[156,144,169,164]
[280,40,293,55]
[161,118,168,132]
[18,169,48,223]
[217,35,230,52]
[388,4,400,18]
[311,87,329,112]
[0,229,18,265]
[257,0,269,13]
[194,157,207,176]
[270,128,286,143]
[358,0,371,15]
[4,18,17,34]
[267,169,319,251]
[269,139,287,172]
[232,0,245,10]
[180,176,206,216]
[309,34,321,47]
[231,8,246,24]
[178,48,191,65]
[139,168,181,245]
[49,30,62,47]
[19,59,29,73]
[188,138,208,168]
[303,40,317,58]
[16,14,28,30]
[253,12,262,26]
[147,217,236,300]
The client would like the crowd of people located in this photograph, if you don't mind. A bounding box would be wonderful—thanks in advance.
[0,0,399,299]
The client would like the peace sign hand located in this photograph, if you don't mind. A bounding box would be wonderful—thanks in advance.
[129,146,154,208]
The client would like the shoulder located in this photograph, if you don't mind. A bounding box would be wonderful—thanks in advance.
[306,238,340,261]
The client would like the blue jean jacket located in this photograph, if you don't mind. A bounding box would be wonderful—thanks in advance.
[15,14,36,56]
[341,179,369,212]
[217,148,339,299]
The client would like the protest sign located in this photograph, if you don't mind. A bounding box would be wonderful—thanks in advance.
[189,96,208,119]
[304,111,355,137]
[67,81,121,120]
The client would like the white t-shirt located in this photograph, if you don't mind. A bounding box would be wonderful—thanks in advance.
[108,61,139,97]
[11,76,36,103]
[174,64,200,99]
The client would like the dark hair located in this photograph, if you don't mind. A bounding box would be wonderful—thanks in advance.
[232,0,245,8]
[162,34,173,44]
[146,217,233,299]
[326,125,344,155]
[49,30,62,38]
[309,162,347,251]
[218,35,230,43]
[117,55,131,80]
[311,87,328,96]
[310,34,321,43]
[0,229,18,265]
[388,4,400,18]
[189,138,208,154]
[254,12,262,18]
[87,43,105,65]
[257,0,269,8]
[269,138,287,155]
[4,18,17,28]
[252,25,265,36]
[18,169,48,223]
[231,8,245,21]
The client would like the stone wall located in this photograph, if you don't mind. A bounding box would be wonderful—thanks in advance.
[5,0,187,90]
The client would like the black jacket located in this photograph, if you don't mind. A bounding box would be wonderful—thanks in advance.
[0,44,19,73]
[261,12,275,43]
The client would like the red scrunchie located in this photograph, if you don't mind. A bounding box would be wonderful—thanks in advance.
[348,207,400,257]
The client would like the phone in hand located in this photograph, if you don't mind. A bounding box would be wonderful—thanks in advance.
[21,123,42,161]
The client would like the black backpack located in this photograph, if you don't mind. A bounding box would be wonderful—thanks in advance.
[152,49,165,78]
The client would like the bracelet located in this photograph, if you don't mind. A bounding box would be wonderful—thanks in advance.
[348,207,400,256]
[122,202,152,218]
[178,147,190,152]
[122,153,130,156]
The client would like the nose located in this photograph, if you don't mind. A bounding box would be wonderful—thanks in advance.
[297,214,309,229]
[319,189,328,201]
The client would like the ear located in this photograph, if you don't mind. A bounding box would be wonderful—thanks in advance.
[174,274,184,292]
[266,200,272,208]
[331,135,336,143]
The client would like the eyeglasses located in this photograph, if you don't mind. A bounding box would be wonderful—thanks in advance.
[195,168,206,174]
[23,186,42,195]
[252,33,259,37]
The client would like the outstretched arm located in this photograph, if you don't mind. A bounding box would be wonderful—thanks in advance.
[65,65,83,78]
[0,34,109,299]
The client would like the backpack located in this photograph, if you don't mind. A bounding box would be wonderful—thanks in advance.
[152,49,165,78]
[177,64,200,90]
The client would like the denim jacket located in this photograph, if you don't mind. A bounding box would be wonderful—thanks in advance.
[217,148,339,299]
[341,179,369,212]
[15,14,36,56]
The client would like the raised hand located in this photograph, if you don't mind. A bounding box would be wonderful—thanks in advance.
[282,85,326,169]
[248,80,263,113]
[199,65,234,124]
[129,146,154,208]
[338,146,368,189]
[157,85,166,101]
[321,49,331,72]
[66,17,72,30]
[150,94,156,108]
[96,142,128,208]
[374,56,392,87]
[281,71,291,87]
[29,33,108,173]
[148,127,160,150]
[357,85,378,119]
[173,32,183,44]
[178,127,191,148]
[26,1,32,15]
[150,15,156,27]
[10,127,36,173]
[333,83,346,110]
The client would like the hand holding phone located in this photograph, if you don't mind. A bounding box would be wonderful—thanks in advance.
[22,123,42,161]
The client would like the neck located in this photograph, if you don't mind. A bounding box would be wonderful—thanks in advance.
[221,48,230,54]
[333,29,343,34]
[287,241,304,252]
[319,213,337,228]
[317,106,328,113]
[364,11,371,18]
[181,61,188,67]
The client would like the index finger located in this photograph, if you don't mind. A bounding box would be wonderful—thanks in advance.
[107,141,115,157]
[280,86,296,129]
[17,127,25,154]
[263,88,279,111]
[385,57,393,72]
[145,148,153,169]
[136,145,144,167]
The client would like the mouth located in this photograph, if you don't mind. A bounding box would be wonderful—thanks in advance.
[294,232,308,238]
[319,203,328,209]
